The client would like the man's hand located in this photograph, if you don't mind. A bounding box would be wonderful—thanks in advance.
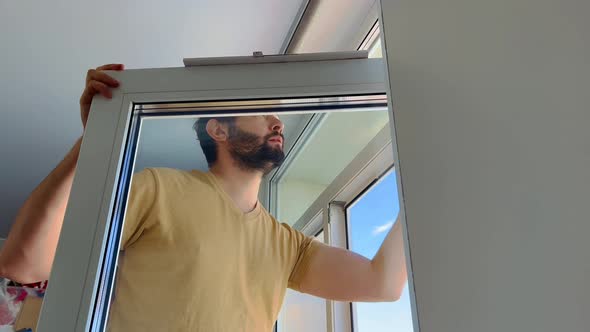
[80,64,124,129]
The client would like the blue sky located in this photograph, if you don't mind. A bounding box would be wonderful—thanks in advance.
[348,169,414,332]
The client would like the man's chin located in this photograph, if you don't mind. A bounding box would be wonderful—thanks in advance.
[267,141,283,150]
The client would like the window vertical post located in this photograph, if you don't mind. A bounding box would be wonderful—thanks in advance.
[328,201,352,332]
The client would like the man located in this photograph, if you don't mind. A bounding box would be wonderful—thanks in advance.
[0,64,408,331]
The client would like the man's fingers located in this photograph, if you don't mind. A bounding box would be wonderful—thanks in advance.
[79,64,123,128]
[80,81,112,105]
[87,70,120,87]
[96,63,124,71]
[91,80,112,98]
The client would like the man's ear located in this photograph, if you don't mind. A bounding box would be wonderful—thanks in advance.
[205,119,229,142]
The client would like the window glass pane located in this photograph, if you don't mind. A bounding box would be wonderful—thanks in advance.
[277,110,390,225]
[368,38,382,58]
[97,98,387,331]
[347,170,413,332]
[277,231,327,332]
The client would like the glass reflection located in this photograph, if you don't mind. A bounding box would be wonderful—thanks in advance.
[104,105,398,332]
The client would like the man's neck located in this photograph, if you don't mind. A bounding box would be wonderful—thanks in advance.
[209,163,262,214]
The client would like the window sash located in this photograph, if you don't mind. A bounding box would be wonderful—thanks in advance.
[36,57,387,332]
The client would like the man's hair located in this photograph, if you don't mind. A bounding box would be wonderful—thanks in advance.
[193,117,236,167]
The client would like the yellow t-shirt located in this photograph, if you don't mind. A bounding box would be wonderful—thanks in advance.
[106,167,320,332]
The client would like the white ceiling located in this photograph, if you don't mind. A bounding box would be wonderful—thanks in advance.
[0,0,305,236]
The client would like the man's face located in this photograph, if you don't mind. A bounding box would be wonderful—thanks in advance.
[226,115,285,174]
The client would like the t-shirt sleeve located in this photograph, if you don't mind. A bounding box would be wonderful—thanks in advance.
[285,225,323,291]
[120,168,158,250]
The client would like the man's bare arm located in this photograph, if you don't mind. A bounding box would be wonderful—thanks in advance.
[0,64,123,283]
[0,138,81,283]
[297,218,407,302]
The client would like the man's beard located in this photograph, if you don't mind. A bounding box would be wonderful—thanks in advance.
[227,127,285,174]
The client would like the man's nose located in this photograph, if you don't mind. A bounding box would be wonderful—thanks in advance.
[269,116,284,134]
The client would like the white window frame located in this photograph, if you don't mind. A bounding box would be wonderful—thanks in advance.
[36,56,389,332]
[358,20,381,54]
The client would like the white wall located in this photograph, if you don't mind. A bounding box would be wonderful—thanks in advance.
[380,1,590,331]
